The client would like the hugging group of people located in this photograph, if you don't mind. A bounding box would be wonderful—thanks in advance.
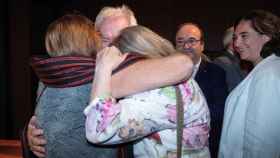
[27,4,280,158]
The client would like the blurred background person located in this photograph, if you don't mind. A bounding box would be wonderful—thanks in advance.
[213,26,245,92]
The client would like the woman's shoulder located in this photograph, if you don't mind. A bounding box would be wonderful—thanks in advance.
[255,55,280,77]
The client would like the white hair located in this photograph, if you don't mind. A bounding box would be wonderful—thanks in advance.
[223,26,234,48]
[95,5,137,30]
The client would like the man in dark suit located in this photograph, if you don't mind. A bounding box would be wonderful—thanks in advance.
[176,22,228,158]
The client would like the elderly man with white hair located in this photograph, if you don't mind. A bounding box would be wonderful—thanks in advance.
[25,5,194,158]
[213,26,245,91]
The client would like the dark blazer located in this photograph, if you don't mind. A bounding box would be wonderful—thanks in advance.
[213,50,245,92]
[195,59,228,158]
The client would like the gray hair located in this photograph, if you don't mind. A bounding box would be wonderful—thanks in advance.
[95,5,137,30]
[223,26,234,48]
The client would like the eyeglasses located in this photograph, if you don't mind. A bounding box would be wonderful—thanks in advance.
[176,38,201,47]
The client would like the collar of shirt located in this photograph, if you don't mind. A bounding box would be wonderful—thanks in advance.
[192,57,201,78]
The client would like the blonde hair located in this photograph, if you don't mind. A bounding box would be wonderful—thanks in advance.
[113,25,176,58]
[45,14,101,57]
[95,5,137,31]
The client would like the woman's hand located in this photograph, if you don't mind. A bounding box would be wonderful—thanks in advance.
[96,46,128,73]
[90,46,128,100]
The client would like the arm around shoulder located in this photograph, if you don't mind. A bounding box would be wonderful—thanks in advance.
[111,53,193,98]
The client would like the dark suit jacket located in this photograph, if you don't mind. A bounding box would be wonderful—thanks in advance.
[213,50,245,92]
[195,59,228,158]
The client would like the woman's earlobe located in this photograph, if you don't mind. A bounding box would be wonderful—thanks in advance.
[262,35,271,42]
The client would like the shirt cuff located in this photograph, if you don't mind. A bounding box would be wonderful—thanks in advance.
[84,97,116,115]
[84,97,103,115]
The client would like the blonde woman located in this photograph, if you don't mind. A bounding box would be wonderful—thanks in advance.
[85,26,211,158]
[31,14,119,158]
[30,14,195,158]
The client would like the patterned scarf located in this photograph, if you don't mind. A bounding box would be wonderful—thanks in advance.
[30,54,145,88]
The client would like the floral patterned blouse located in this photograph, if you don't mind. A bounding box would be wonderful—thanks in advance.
[84,79,211,158]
